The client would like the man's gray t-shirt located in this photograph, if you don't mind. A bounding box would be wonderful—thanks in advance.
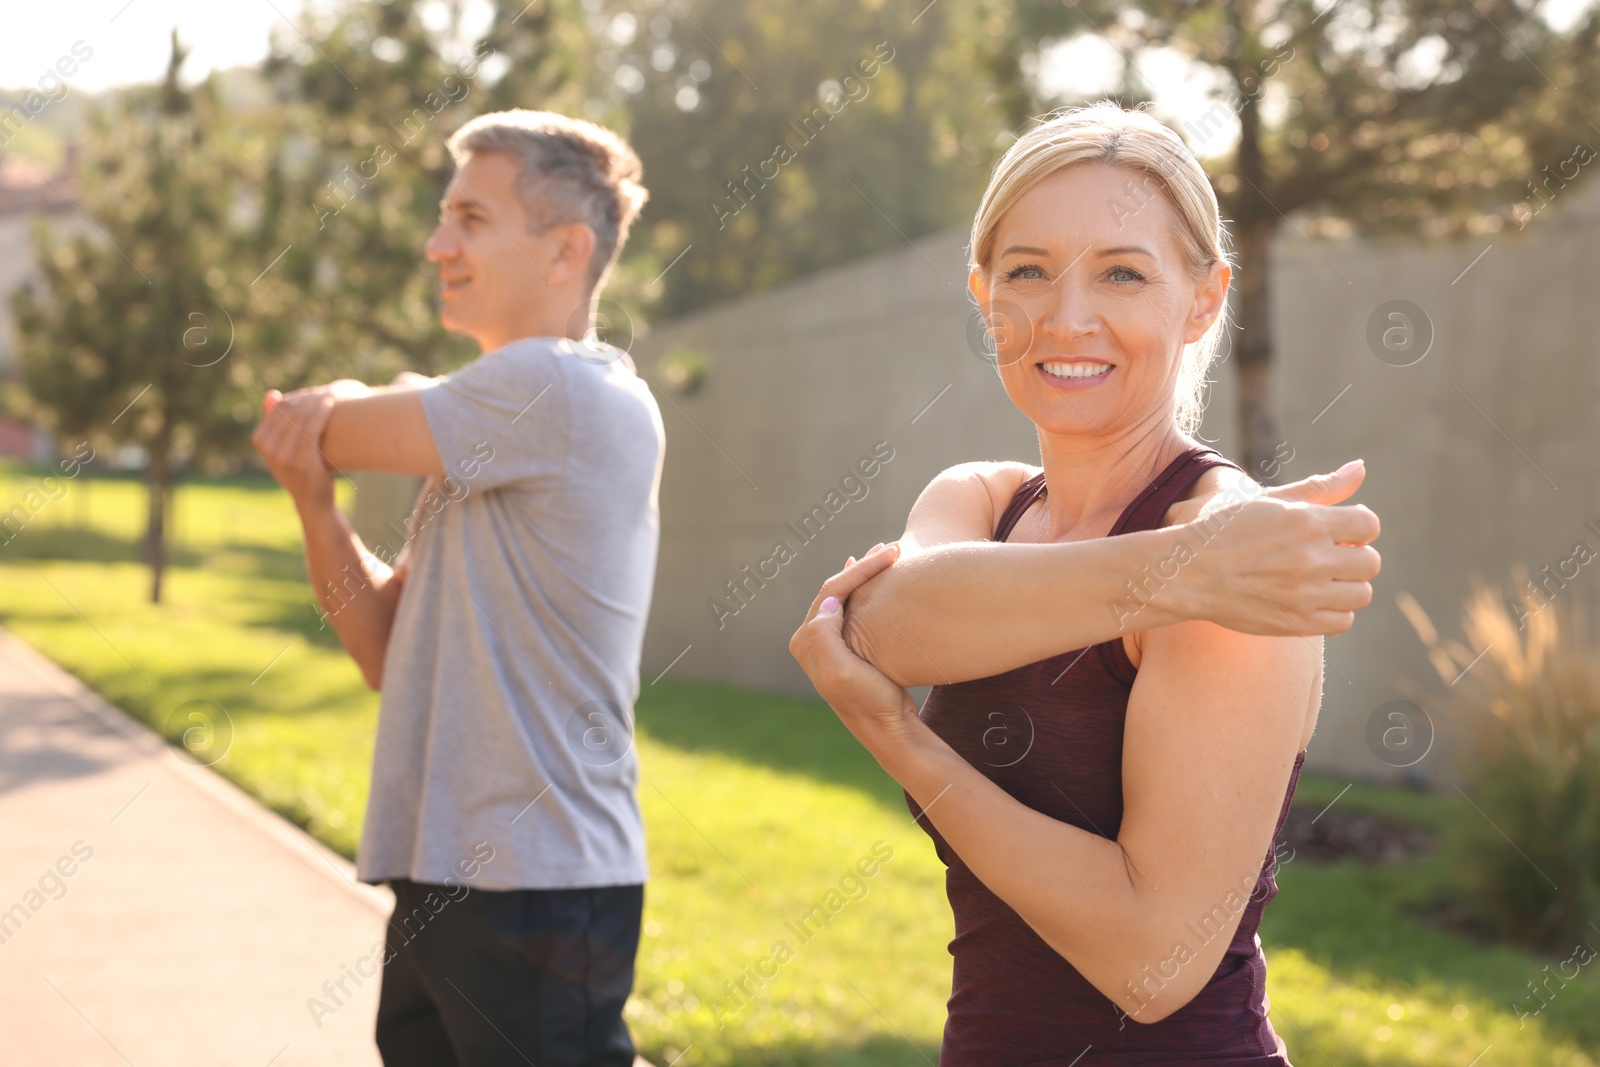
[356,337,664,891]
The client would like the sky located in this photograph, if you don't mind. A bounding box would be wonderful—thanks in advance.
[0,0,1240,157]
[1,0,312,95]
[4,0,1595,160]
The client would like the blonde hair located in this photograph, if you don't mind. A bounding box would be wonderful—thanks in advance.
[449,110,649,290]
[970,101,1231,435]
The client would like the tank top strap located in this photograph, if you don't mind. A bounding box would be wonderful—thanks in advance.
[1110,445,1244,537]
[992,472,1048,542]
[992,446,1244,544]
[1098,445,1245,684]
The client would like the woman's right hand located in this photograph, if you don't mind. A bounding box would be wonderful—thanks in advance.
[1182,461,1382,636]
[790,542,925,749]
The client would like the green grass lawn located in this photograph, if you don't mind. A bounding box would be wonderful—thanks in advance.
[1,462,1597,1066]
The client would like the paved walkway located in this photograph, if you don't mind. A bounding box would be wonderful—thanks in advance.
[0,628,657,1066]
[0,627,395,1065]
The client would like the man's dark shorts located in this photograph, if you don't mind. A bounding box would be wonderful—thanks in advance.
[376,879,643,1067]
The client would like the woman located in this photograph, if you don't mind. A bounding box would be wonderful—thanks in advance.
[790,103,1381,1064]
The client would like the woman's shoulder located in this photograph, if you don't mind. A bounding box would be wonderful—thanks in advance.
[929,460,1041,514]
[1161,455,1260,529]
[933,458,1039,485]
[906,461,1041,547]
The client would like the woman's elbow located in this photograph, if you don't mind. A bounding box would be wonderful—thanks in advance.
[844,616,943,691]
[1120,985,1197,1026]
[843,560,950,687]
[1106,951,1214,1025]
[1059,929,1213,1026]
[839,602,914,687]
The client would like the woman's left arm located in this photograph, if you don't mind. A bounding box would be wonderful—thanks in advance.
[792,549,1321,1025]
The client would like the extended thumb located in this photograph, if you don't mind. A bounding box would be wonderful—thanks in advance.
[1269,459,1364,504]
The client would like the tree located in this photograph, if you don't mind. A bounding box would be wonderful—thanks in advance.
[259,0,589,382]
[267,0,1011,350]
[996,0,1600,477]
[12,33,276,602]
[590,0,1011,317]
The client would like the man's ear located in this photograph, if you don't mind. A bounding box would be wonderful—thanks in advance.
[545,222,598,287]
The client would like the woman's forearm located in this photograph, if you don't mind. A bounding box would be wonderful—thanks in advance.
[842,526,1197,687]
[792,563,1268,1024]
[870,718,1197,1020]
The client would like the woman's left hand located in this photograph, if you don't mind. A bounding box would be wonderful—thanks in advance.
[790,543,924,750]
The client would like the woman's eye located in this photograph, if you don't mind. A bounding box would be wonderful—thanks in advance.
[1004,264,1047,282]
[1109,266,1145,284]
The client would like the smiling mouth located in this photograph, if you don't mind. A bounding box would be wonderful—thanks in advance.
[440,277,470,293]
[1038,361,1113,382]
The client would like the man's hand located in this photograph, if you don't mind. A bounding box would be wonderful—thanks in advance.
[252,389,339,512]
[1181,460,1381,636]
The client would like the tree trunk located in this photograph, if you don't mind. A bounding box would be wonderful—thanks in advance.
[1234,216,1279,483]
[1231,18,1281,484]
[144,445,170,604]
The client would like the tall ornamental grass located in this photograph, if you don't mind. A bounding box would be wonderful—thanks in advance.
[1399,577,1600,951]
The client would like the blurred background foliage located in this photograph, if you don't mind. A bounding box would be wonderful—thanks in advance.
[4,0,1599,578]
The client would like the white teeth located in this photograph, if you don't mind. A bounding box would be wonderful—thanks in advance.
[1041,362,1112,379]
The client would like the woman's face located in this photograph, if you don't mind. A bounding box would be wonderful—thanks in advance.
[971,163,1228,441]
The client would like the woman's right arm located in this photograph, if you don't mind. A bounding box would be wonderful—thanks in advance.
[841,461,1380,688]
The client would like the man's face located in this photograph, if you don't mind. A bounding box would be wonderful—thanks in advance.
[425,151,559,350]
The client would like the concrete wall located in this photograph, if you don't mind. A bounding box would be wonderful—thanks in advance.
[631,229,1038,700]
[623,182,1600,783]
[1209,183,1600,781]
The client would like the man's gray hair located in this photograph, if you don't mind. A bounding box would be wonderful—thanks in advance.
[448,110,648,289]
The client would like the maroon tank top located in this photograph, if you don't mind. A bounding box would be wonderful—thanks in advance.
[910,445,1303,1066]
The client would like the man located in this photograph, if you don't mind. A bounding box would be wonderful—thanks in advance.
[252,111,661,1067]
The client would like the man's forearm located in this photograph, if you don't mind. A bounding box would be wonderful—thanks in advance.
[297,499,406,690]
[322,389,445,478]
[842,525,1199,688]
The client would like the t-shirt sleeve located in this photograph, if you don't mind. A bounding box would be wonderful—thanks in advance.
[419,346,572,493]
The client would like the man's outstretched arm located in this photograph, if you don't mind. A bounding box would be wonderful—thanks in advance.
[267,375,446,478]
[252,389,417,690]
[842,461,1380,689]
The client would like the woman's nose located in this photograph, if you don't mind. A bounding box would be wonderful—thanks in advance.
[1039,284,1099,343]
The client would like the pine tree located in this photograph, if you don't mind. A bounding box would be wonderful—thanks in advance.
[12,33,270,602]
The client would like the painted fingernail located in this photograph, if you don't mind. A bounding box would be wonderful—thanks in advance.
[820,596,841,614]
